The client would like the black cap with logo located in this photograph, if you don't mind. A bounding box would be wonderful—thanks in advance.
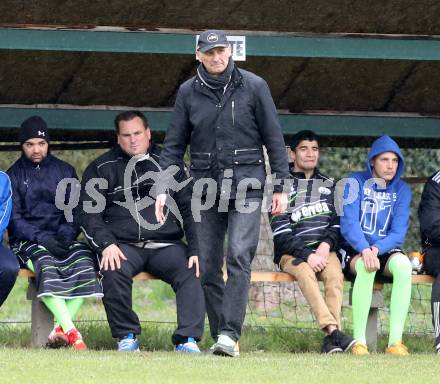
[197,30,230,53]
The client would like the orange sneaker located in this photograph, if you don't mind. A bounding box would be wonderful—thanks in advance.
[385,342,409,356]
[351,342,369,355]
[47,326,69,349]
[65,328,87,351]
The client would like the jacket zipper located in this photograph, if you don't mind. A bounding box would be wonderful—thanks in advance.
[234,148,259,154]
[232,100,235,128]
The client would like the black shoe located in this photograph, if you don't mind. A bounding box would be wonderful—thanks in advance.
[331,330,356,352]
[435,335,440,354]
[321,335,343,354]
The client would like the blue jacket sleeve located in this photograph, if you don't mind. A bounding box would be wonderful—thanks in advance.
[373,182,411,254]
[0,172,12,241]
[340,176,371,253]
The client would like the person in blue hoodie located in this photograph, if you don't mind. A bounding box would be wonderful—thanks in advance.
[0,171,19,307]
[340,135,412,355]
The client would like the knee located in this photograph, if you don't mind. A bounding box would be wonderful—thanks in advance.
[286,262,318,285]
[354,259,376,281]
[390,254,412,278]
[323,269,344,287]
[0,256,19,281]
[101,268,131,288]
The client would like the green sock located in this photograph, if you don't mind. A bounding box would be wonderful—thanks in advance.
[26,260,35,272]
[41,297,75,332]
[27,260,76,331]
[352,258,376,344]
[388,255,412,346]
[53,298,84,329]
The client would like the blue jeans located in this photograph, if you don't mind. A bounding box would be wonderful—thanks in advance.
[196,197,262,341]
[0,244,19,306]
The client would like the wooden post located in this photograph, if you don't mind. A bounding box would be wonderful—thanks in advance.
[26,279,54,347]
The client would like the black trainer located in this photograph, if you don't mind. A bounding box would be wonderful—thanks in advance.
[331,330,356,352]
[321,335,343,354]
[435,335,440,354]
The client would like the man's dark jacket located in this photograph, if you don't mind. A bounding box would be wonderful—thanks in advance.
[159,65,289,198]
[270,166,340,265]
[419,170,440,248]
[75,144,198,256]
[8,154,78,245]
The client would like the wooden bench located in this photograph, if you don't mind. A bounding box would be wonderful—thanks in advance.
[18,269,435,349]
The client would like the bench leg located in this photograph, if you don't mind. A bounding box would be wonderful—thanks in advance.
[365,307,378,351]
[349,286,384,352]
[365,290,384,352]
[26,279,54,347]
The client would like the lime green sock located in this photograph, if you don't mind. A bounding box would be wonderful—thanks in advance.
[54,298,84,328]
[352,258,376,344]
[27,260,75,331]
[41,297,75,333]
[388,255,412,346]
[26,260,35,272]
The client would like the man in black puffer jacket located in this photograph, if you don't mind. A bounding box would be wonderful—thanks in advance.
[419,171,440,354]
[76,111,205,353]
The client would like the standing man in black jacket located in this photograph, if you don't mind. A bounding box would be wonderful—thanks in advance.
[156,30,289,357]
[270,130,355,353]
[419,171,440,354]
[76,111,205,353]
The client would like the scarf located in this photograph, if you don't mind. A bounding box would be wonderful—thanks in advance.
[197,58,235,99]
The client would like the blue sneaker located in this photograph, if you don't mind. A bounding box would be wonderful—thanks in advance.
[175,337,200,353]
[118,333,140,352]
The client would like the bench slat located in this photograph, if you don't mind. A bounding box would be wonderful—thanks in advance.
[17,269,435,284]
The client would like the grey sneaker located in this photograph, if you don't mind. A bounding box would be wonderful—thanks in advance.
[212,335,240,357]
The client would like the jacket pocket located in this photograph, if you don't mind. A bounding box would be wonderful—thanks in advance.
[190,152,212,180]
[190,152,211,170]
[232,148,265,190]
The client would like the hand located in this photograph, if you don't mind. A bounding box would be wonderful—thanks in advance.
[271,192,288,216]
[41,238,67,258]
[361,247,380,272]
[155,193,167,224]
[188,255,200,278]
[315,242,330,259]
[307,253,328,273]
[100,244,127,271]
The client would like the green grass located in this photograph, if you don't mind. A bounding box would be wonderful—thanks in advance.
[0,349,439,384]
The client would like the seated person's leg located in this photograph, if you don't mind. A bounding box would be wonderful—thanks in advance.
[281,255,338,332]
[145,242,204,352]
[424,246,440,353]
[282,254,351,354]
[27,259,86,350]
[0,244,19,306]
[101,244,145,352]
[351,256,376,351]
[318,252,344,330]
[383,252,412,353]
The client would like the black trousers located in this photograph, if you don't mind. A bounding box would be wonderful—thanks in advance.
[196,197,262,341]
[424,247,440,339]
[101,242,205,345]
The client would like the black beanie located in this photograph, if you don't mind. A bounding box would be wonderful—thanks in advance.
[19,116,50,144]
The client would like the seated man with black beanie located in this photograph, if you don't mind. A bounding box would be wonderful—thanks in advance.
[8,116,102,351]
